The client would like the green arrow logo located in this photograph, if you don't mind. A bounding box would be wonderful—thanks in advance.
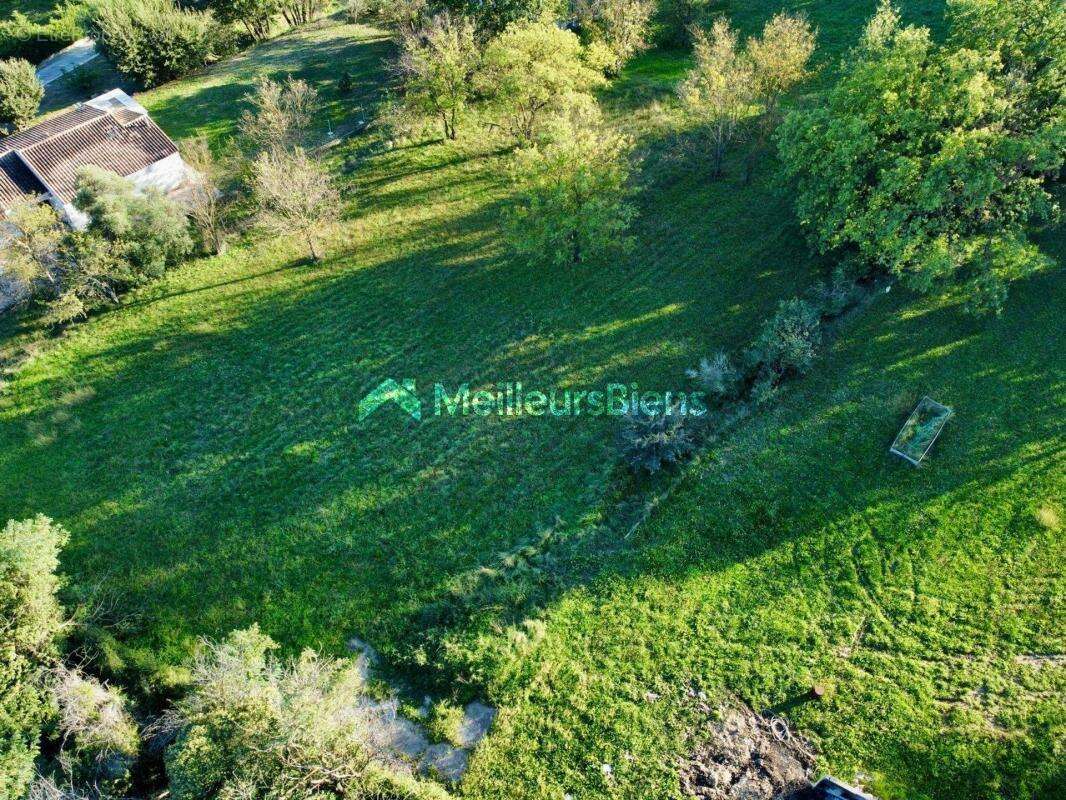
[358,379,421,421]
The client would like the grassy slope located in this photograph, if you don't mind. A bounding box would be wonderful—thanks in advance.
[463,249,1065,800]
[0,3,1062,799]
[0,17,818,669]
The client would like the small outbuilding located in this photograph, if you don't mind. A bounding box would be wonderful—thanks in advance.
[0,88,194,230]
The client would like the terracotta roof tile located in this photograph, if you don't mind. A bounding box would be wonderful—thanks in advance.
[0,98,179,209]
[18,115,177,204]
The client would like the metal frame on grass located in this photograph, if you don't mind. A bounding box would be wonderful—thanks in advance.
[889,396,953,467]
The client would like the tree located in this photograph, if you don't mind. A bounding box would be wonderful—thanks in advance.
[459,0,563,37]
[947,0,1065,132]
[744,12,816,180]
[239,75,320,154]
[677,19,756,178]
[571,0,653,76]
[0,516,68,799]
[279,0,327,27]
[210,0,279,41]
[777,0,1062,314]
[0,199,127,324]
[165,626,449,800]
[181,137,231,255]
[506,114,635,266]
[479,16,605,144]
[249,147,340,261]
[0,58,43,132]
[397,12,480,140]
[74,166,194,284]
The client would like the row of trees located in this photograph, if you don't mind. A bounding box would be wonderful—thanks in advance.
[777,0,1064,315]
[0,516,447,800]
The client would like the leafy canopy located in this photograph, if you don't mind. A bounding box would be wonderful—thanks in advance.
[479,15,604,145]
[0,58,43,133]
[777,0,1063,315]
[0,516,69,800]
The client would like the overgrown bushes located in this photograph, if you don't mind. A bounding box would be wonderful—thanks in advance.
[0,516,69,799]
[74,166,195,281]
[0,3,83,64]
[0,168,194,325]
[624,271,864,475]
[165,625,449,800]
[86,0,238,88]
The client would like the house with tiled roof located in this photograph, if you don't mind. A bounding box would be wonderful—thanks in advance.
[0,88,193,230]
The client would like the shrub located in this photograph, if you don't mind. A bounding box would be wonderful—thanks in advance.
[0,58,44,133]
[50,667,138,792]
[808,266,861,318]
[165,626,450,800]
[0,516,69,800]
[620,409,695,475]
[747,297,821,378]
[686,351,738,401]
[87,0,238,88]
[777,0,1062,315]
[74,166,194,283]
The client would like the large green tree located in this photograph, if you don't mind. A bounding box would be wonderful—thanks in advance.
[479,15,604,145]
[506,114,635,266]
[74,166,195,284]
[777,0,1063,315]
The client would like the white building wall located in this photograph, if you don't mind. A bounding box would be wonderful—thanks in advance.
[127,152,192,196]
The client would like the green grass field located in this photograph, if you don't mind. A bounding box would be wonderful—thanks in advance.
[1,3,1062,799]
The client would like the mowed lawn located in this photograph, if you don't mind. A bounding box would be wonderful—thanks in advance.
[463,247,1065,800]
[1,3,1062,800]
[0,18,819,669]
